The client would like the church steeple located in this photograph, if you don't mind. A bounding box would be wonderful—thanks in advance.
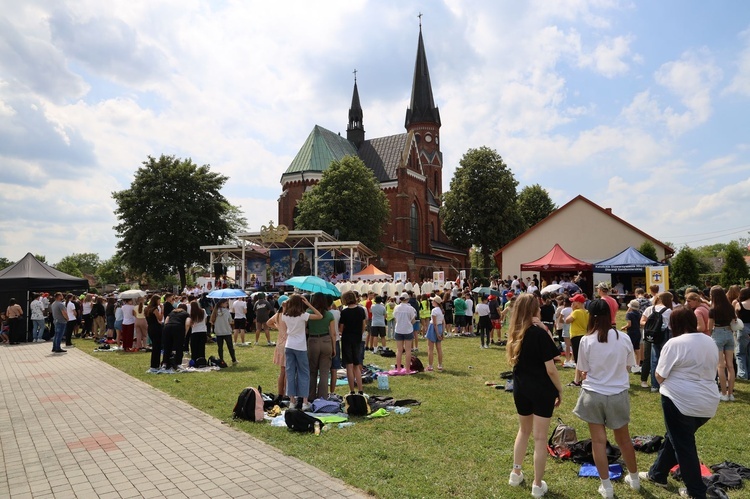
[347,70,365,148]
[405,24,441,128]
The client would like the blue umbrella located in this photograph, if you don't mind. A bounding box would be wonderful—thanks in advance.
[559,282,581,294]
[207,288,247,299]
[284,275,341,297]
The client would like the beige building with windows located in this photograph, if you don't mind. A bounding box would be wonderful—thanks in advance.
[494,195,673,280]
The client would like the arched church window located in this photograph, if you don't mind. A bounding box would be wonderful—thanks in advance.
[410,203,419,253]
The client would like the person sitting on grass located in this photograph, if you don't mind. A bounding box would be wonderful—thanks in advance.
[339,291,367,394]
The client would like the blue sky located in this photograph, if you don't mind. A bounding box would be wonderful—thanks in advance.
[1,0,749,264]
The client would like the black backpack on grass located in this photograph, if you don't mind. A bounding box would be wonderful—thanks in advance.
[233,386,265,422]
[345,393,371,416]
[284,408,321,432]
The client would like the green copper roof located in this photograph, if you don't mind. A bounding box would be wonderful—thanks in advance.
[283,125,358,175]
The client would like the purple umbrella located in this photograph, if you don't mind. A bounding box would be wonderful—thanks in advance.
[559,282,581,294]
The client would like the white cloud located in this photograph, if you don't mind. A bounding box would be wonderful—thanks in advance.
[578,35,636,77]
[724,26,750,97]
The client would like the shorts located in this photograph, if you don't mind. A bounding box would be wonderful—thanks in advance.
[331,341,341,370]
[114,320,123,332]
[491,319,502,330]
[627,331,641,350]
[562,329,571,339]
[341,341,361,366]
[712,326,735,351]
[426,323,443,342]
[455,315,466,327]
[513,384,557,418]
[395,332,414,341]
[233,318,246,330]
[371,326,386,338]
[413,322,421,332]
[571,335,583,362]
[106,316,115,330]
[573,388,630,430]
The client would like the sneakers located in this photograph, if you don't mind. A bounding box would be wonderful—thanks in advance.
[267,341,275,346]
[729,394,735,401]
[651,387,659,393]
[147,367,159,373]
[232,360,239,366]
[597,483,613,498]
[563,361,576,368]
[630,365,641,374]
[531,480,547,498]
[679,487,693,498]
[624,474,640,491]
[638,472,667,488]
[508,470,524,486]
[427,366,434,372]
[720,393,729,402]
[437,365,443,371]
[640,381,649,388]
[301,402,312,412]
[567,381,581,387]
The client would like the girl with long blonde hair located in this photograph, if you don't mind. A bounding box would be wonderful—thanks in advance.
[507,294,563,498]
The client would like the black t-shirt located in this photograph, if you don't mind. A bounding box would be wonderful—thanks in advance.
[513,325,560,395]
[709,307,734,327]
[540,304,555,323]
[166,309,189,328]
[488,300,500,319]
[339,306,366,344]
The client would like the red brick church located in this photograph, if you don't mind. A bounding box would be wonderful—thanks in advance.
[277,26,468,281]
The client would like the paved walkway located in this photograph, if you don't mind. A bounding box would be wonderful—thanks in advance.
[0,342,368,499]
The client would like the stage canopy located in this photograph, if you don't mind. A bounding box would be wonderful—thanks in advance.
[0,253,89,291]
[520,244,593,272]
[351,264,392,281]
[593,246,660,273]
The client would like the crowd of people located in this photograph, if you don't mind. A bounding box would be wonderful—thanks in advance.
[4,274,750,498]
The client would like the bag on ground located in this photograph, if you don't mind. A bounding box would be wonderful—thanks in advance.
[284,408,322,432]
[548,418,577,459]
[233,386,265,422]
[345,393,371,416]
[311,398,341,413]
[409,356,424,372]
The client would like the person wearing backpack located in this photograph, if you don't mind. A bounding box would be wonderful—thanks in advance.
[640,292,673,392]
[507,294,563,499]
[573,299,641,498]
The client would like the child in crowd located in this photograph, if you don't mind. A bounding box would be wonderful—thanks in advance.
[625,300,642,374]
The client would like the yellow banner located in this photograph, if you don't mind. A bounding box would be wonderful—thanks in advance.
[646,266,669,293]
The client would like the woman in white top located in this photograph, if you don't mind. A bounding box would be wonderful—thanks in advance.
[120,298,136,351]
[425,295,446,371]
[282,294,322,411]
[210,299,237,365]
[573,299,641,499]
[640,307,719,498]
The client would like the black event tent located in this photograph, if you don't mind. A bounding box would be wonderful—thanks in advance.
[0,253,89,341]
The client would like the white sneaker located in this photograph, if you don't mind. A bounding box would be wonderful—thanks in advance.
[624,474,640,491]
[640,381,649,388]
[598,483,613,498]
[301,402,312,412]
[531,480,547,498]
[720,393,729,402]
[678,487,692,498]
[508,470,524,486]
[630,365,641,374]
[729,394,735,401]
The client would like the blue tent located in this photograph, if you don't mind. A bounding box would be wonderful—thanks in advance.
[593,246,660,273]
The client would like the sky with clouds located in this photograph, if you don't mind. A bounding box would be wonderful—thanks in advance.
[1,0,749,265]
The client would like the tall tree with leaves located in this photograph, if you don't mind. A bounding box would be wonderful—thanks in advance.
[517,184,556,228]
[295,155,390,251]
[441,146,525,275]
[720,241,750,287]
[54,253,101,277]
[670,246,704,288]
[113,155,246,289]
[639,241,659,262]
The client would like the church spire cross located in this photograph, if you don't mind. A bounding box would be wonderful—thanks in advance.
[418,12,422,28]
[353,68,357,82]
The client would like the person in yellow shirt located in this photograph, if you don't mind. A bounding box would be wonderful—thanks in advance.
[385,297,396,339]
[565,294,590,387]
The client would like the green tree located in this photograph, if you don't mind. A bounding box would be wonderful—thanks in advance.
[639,241,658,261]
[294,155,390,251]
[34,254,47,263]
[0,257,14,270]
[96,255,128,285]
[55,253,101,276]
[113,155,246,289]
[720,241,750,287]
[517,184,556,228]
[670,246,703,288]
[441,146,525,275]
[53,258,84,277]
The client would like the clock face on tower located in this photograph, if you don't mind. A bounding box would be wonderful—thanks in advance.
[425,134,432,143]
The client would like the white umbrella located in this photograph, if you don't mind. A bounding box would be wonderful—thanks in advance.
[541,283,563,294]
[119,289,146,300]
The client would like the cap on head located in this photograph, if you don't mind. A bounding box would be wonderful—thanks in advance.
[589,298,610,318]
[628,299,640,310]
[400,292,410,301]
[432,295,443,304]
[570,294,586,303]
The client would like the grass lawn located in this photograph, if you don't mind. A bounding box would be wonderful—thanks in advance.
[84,312,750,498]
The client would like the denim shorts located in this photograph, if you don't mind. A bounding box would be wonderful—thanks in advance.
[712,326,735,351]
[395,332,414,341]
